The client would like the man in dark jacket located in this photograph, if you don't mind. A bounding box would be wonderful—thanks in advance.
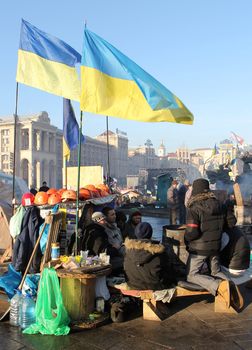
[167,180,179,225]
[178,179,190,224]
[81,212,123,272]
[185,178,243,310]
[81,212,120,256]
[122,209,142,240]
[124,222,175,290]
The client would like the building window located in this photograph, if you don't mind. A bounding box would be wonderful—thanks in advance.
[1,129,10,152]
[21,129,29,150]
[1,129,9,136]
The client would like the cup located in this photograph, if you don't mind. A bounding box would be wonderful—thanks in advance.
[81,250,89,260]
[104,255,110,264]
[99,252,106,263]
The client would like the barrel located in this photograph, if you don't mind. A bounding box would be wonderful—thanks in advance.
[162,225,188,264]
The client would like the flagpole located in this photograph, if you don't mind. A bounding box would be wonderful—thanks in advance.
[63,155,68,189]
[75,110,83,255]
[106,116,111,185]
[12,82,19,213]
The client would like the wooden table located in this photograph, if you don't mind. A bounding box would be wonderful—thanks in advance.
[57,265,112,321]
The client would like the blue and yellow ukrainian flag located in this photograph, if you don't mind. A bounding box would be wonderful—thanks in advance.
[63,99,85,160]
[16,19,81,101]
[80,29,193,124]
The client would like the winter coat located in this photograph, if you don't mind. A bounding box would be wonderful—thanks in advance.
[12,206,44,273]
[220,226,250,270]
[167,186,179,209]
[104,222,125,256]
[185,192,226,256]
[124,238,175,290]
[81,222,120,257]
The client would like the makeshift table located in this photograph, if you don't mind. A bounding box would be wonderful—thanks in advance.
[57,265,112,321]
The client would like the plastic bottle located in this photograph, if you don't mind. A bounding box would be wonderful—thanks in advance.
[18,293,25,326]
[10,290,22,326]
[20,295,36,330]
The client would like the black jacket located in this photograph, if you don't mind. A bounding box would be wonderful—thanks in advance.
[81,222,119,257]
[184,192,233,256]
[220,227,250,270]
[13,206,44,273]
[124,238,175,290]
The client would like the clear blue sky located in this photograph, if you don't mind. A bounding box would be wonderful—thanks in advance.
[1,0,252,151]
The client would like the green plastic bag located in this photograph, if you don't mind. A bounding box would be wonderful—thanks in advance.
[23,268,70,336]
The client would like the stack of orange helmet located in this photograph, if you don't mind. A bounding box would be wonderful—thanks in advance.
[48,193,62,205]
[85,185,100,198]
[96,184,110,197]
[47,188,57,196]
[57,188,66,199]
[79,188,92,200]
[34,191,49,206]
[21,193,35,206]
[61,189,77,202]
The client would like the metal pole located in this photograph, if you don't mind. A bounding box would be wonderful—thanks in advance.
[12,82,19,211]
[106,116,110,184]
[75,110,83,255]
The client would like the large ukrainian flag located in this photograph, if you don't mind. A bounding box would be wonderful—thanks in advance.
[16,19,81,101]
[80,29,193,124]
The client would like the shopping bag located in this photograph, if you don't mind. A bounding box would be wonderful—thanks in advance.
[23,267,70,335]
[9,205,26,239]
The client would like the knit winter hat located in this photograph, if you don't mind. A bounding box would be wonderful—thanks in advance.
[92,212,106,223]
[135,222,153,239]
[192,178,210,196]
[130,209,142,218]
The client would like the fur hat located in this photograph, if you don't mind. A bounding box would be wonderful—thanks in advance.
[92,212,106,223]
[192,178,210,196]
[135,222,153,239]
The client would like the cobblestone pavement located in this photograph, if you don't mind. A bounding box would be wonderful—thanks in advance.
[1,284,252,350]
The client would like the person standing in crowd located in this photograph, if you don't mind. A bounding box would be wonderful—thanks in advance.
[185,178,243,311]
[30,186,37,196]
[167,180,179,225]
[184,184,193,208]
[178,179,190,224]
[122,209,142,240]
[124,222,176,290]
[39,181,49,192]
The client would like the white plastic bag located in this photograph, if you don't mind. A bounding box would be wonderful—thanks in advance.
[9,205,26,238]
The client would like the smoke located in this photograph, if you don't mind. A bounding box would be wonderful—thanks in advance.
[235,172,252,201]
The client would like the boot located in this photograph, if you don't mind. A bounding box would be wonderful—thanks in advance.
[217,280,230,308]
[230,282,244,311]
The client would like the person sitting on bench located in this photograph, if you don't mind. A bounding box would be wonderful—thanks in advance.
[185,178,243,310]
[81,212,123,272]
[124,222,176,290]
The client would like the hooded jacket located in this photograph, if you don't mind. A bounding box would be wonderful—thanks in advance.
[184,192,226,255]
[124,238,175,290]
[12,206,44,273]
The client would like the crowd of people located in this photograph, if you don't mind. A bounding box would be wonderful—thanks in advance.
[22,177,251,313]
[79,177,250,312]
